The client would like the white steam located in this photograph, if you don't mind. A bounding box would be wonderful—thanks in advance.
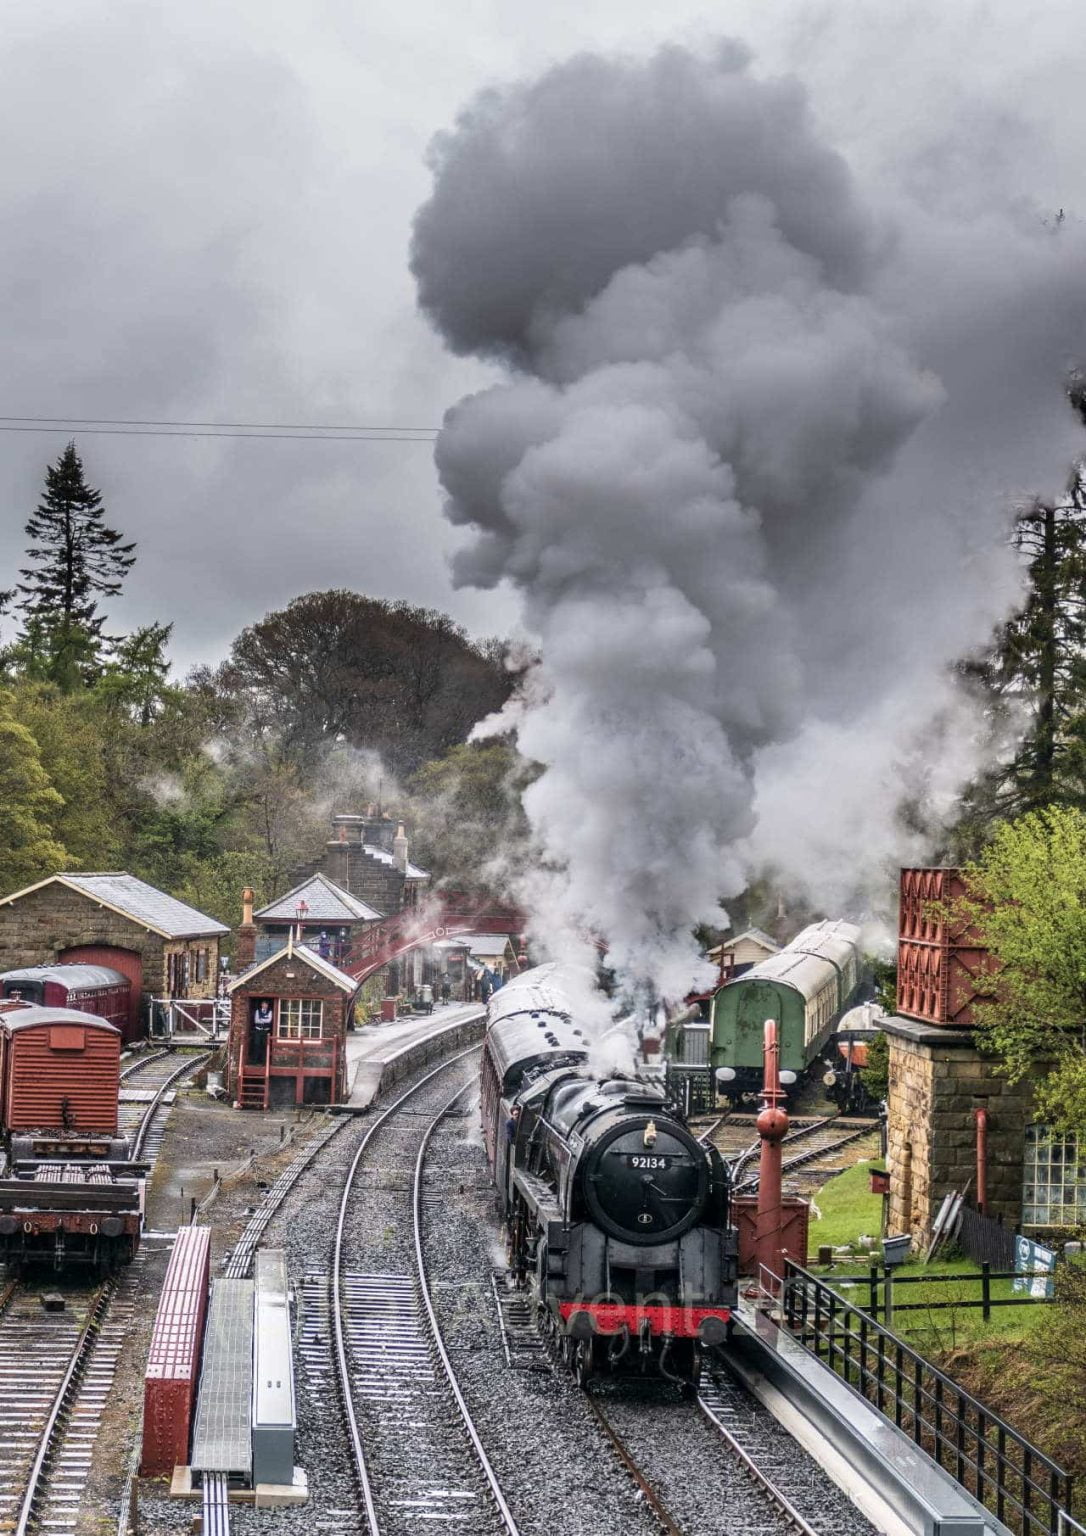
[411,42,1086,999]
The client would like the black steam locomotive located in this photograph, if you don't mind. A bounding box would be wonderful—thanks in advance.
[481,967,738,1387]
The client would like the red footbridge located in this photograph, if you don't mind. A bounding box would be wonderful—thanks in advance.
[341,892,526,984]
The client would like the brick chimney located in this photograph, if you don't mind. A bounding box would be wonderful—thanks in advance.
[234,886,257,971]
[393,823,409,873]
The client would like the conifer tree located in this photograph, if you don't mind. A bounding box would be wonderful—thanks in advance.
[16,442,135,688]
[955,468,1086,845]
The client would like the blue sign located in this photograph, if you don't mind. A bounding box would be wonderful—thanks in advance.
[1014,1234,1056,1298]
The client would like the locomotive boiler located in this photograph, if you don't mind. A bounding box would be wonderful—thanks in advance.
[481,968,738,1387]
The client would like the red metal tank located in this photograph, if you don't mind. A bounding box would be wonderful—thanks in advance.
[142,1226,212,1476]
[0,1005,121,1136]
[896,867,994,1027]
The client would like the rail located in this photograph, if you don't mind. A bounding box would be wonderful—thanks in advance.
[132,1052,210,1161]
[331,1043,488,1536]
[780,1259,1072,1536]
[697,1368,822,1535]
[414,1083,521,1534]
[14,1280,116,1536]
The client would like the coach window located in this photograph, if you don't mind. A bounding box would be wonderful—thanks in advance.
[278,999,324,1040]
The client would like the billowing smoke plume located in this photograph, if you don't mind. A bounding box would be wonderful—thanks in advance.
[411,42,1086,999]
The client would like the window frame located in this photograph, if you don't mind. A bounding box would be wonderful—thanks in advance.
[276,997,325,1041]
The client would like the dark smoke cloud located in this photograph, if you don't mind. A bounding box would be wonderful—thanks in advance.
[412,44,875,362]
[414,41,1086,995]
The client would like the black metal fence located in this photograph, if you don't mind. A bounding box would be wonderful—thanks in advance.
[665,1064,714,1116]
[854,1262,1055,1322]
[781,1259,1072,1536]
[958,1203,1018,1269]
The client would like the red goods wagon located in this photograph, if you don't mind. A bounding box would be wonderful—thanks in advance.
[0,964,131,1034]
[0,1006,121,1142]
[142,1226,212,1476]
[896,867,993,1027]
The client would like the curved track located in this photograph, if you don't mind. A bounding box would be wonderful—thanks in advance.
[333,1047,520,1536]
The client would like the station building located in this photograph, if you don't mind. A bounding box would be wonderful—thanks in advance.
[0,871,227,1040]
[225,939,359,1109]
[884,867,1086,1244]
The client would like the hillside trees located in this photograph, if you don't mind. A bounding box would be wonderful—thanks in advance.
[13,442,135,688]
[408,739,538,891]
[215,590,513,777]
[0,693,66,887]
[949,806,1086,1133]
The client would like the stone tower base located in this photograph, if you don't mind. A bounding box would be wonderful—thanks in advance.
[882,1016,1029,1246]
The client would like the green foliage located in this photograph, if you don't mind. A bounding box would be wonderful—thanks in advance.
[15,442,135,688]
[7,683,121,868]
[0,691,66,887]
[408,738,538,892]
[217,589,512,776]
[860,1029,890,1103]
[955,470,1086,850]
[950,805,1086,1131]
[97,623,178,724]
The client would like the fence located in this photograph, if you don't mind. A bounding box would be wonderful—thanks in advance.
[664,1064,714,1116]
[958,1202,1019,1270]
[781,1259,1072,1536]
[848,1262,1057,1323]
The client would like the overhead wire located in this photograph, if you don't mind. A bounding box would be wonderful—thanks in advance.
[0,414,440,442]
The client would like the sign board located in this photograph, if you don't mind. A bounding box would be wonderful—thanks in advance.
[1014,1234,1056,1298]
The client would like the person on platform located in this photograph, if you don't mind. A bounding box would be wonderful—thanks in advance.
[250,999,273,1064]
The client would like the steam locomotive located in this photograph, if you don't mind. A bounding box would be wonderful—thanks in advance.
[0,1001,142,1270]
[481,967,738,1387]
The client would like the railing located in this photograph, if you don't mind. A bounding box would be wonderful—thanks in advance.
[850,1263,1057,1323]
[781,1260,1072,1535]
[149,996,229,1038]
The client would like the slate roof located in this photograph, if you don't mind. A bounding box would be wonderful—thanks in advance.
[0,872,228,939]
[255,873,383,924]
[361,843,430,881]
[228,943,358,995]
[706,927,780,958]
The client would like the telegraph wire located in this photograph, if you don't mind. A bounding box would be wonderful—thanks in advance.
[0,414,439,433]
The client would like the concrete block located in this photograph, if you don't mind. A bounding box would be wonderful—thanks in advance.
[255,1468,309,1508]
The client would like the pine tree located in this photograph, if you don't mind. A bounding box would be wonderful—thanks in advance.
[954,469,1086,846]
[16,442,136,688]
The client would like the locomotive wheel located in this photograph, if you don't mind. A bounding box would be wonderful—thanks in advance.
[573,1338,594,1390]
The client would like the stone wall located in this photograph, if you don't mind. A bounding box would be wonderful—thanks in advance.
[884,1015,1031,1244]
[0,882,221,1030]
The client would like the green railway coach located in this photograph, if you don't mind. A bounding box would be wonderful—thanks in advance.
[709,920,862,1103]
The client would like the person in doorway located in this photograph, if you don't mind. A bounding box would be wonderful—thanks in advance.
[250,999,273,1064]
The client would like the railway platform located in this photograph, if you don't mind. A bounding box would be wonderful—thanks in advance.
[731,1295,1011,1536]
[339,1002,485,1110]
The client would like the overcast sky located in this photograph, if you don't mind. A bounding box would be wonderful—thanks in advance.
[3,0,1084,673]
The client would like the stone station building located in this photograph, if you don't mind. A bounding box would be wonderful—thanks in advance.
[0,872,227,1041]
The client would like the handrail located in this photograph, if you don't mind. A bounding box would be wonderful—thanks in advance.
[781,1258,1072,1534]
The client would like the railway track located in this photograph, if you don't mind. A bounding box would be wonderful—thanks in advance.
[0,1277,121,1536]
[333,1048,520,1536]
[584,1358,878,1536]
